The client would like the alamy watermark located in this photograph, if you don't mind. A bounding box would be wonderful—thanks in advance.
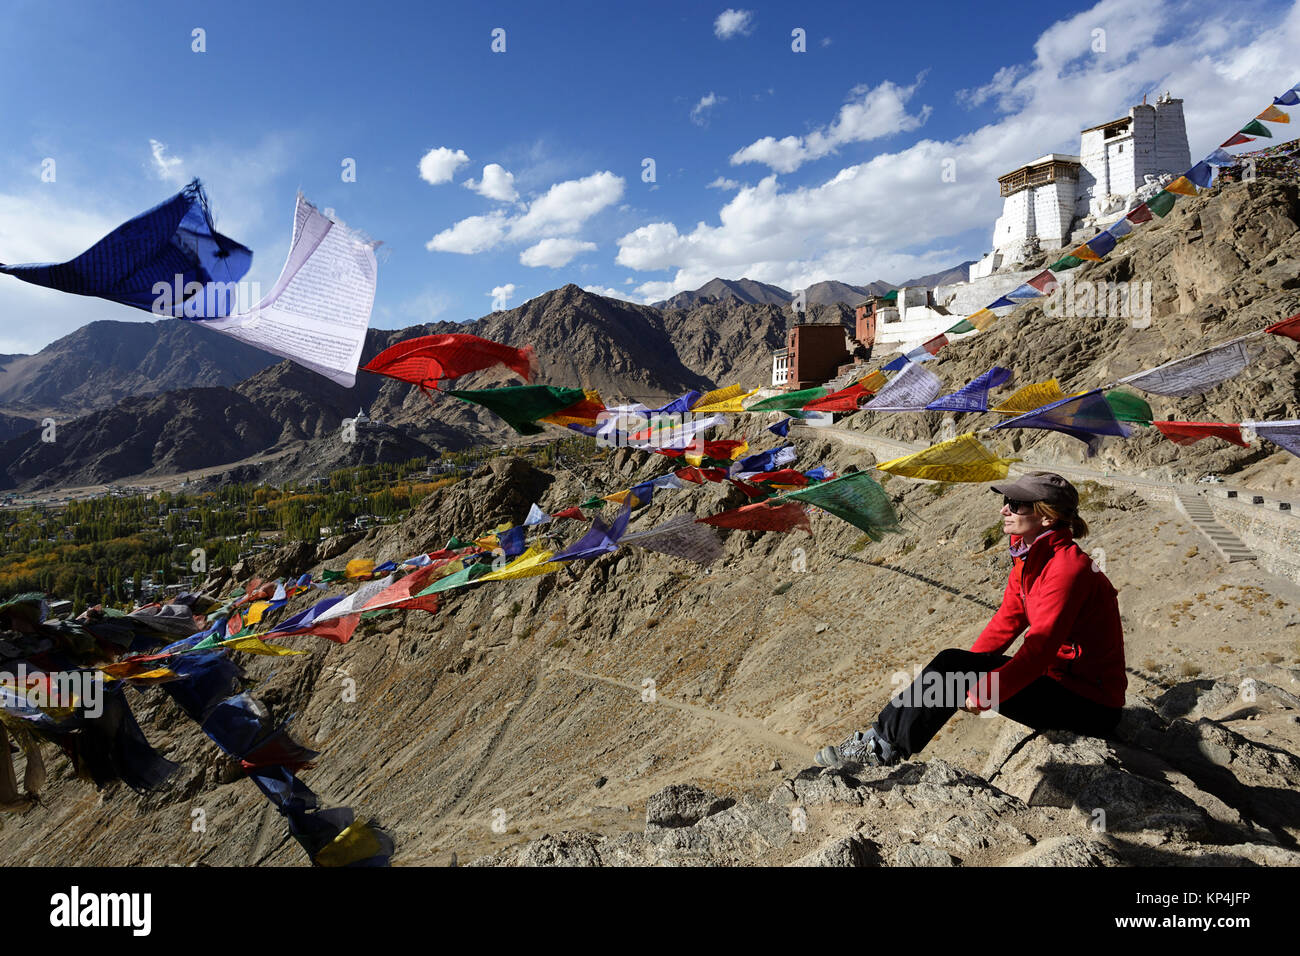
[1,664,103,718]
[152,274,262,318]
[889,664,1000,716]
[1042,276,1152,329]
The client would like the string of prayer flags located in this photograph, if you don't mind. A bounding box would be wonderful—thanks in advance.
[691,384,761,414]
[479,545,562,581]
[620,514,723,566]
[992,379,1065,415]
[362,334,536,393]
[747,386,828,412]
[1106,217,1134,241]
[926,366,1012,413]
[1117,335,1267,396]
[876,432,1017,483]
[1086,230,1118,257]
[1072,243,1103,262]
[449,384,588,435]
[196,194,378,387]
[219,636,307,657]
[698,500,812,535]
[551,506,589,521]
[1146,190,1177,217]
[1049,254,1085,271]
[861,362,943,412]
[497,526,527,558]
[992,389,1132,455]
[1103,390,1154,426]
[0,179,252,317]
[1247,420,1300,458]
[654,391,703,415]
[749,468,809,486]
[1152,421,1249,447]
[777,471,901,541]
[1274,91,1300,106]
[882,354,909,371]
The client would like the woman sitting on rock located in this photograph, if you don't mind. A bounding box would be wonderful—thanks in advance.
[815,471,1127,770]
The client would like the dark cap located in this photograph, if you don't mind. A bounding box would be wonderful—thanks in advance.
[990,471,1079,511]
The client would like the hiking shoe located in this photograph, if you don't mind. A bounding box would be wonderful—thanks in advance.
[815,728,897,769]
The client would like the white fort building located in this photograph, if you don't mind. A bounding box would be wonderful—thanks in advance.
[970,92,1191,279]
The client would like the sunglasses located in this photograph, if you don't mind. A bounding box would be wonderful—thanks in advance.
[1002,496,1035,515]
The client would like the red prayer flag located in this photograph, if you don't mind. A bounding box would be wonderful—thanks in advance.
[704,439,747,459]
[750,468,809,486]
[363,334,536,391]
[674,466,705,484]
[1220,132,1254,147]
[1126,203,1153,224]
[727,478,769,498]
[698,501,812,534]
[226,612,243,636]
[922,334,948,356]
[1153,421,1248,447]
[1265,312,1300,342]
[804,382,872,412]
[1027,269,1058,295]
[551,506,589,522]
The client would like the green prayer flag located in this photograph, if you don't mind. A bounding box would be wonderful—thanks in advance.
[445,536,472,550]
[777,471,901,541]
[580,496,607,509]
[1239,119,1273,138]
[321,569,345,583]
[448,385,588,435]
[1147,190,1177,218]
[416,561,491,595]
[1049,255,1083,271]
[881,290,898,302]
[747,387,829,412]
[945,319,975,334]
[1103,390,1153,426]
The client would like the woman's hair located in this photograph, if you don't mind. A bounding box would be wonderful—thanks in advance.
[1032,500,1089,539]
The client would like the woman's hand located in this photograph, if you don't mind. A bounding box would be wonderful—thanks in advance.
[960,691,984,714]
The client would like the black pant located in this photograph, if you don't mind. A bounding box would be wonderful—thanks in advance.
[874,648,1121,759]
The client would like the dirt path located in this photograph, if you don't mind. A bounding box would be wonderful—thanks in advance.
[554,663,815,763]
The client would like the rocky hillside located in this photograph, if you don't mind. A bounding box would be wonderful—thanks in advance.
[3,424,1299,866]
[852,179,1300,494]
[0,319,281,416]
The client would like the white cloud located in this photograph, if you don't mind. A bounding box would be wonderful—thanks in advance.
[691,92,726,126]
[583,284,635,301]
[398,288,453,323]
[464,163,519,202]
[149,139,187,184]
[707,176,742,190]
[418,147,469,185]
[506,170,624,240]
[730,77,932,173]
[429,171,622,255]
[426,211,508,253]
[618,0,1300,304]
[488,283,516,309]
[520,237,597,268]
[714,9,754,39]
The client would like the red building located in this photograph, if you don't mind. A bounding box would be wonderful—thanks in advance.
[786,323,849,391]
[854,303,877,348]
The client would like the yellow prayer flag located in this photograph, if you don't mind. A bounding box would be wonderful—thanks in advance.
[992,379,1065,414]
[1072,244,1102,262]
[122,667,180,684]
[602,489,640,507]
[727,440,749,460]
[876,433,1019,483]
[1165,176,1199,197]
[691,385,761,413]
[537,389,605,426]
[345,558,375,579]
[1258,105,1290,123]
[858,370,888,392]
[219,636,307,657]
[474,533,500,550]
[969,309,997,331]
[495,521,514,533]
[245,600,272,626]
[478,544,561,582]
[314,821,385,867]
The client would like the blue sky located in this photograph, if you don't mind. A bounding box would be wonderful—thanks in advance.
[0,0,1297,353]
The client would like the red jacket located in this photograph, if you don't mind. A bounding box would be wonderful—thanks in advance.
[969,527,1127,709]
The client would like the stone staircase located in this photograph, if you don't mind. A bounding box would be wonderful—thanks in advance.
[1174,489,1257,564]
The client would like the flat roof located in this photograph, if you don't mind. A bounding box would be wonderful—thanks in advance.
[1081,114,1132,135]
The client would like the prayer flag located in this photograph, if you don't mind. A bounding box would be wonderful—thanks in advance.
[449,385,588,435]
[926,366,1012,413]
[778,472,901,540]
[362,333,535,392]
[699,501,812,534]
[1152,421,1248,447]
[876,433,1017,483]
